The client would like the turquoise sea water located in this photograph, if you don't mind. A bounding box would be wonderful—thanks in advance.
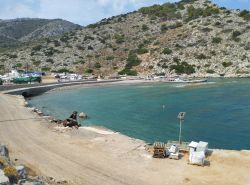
[29,79,250,150]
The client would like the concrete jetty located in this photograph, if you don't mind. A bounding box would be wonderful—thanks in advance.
[1,79,122,97]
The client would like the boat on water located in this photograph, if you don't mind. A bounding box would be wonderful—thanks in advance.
[164,78,207,83]
[155,77,207,83]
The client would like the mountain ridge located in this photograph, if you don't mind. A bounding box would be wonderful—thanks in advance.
[0,18,81,48]
[0,0,249,77]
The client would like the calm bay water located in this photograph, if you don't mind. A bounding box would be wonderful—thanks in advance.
[29,79,250,150]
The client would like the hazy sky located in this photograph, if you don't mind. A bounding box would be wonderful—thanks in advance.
[0,0,249,26]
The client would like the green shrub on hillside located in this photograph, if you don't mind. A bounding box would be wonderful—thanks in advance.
[85,69,93,73]
[142,24,149,31]
[201,27,213,32]
[94,62,101,69]
[118,68,138,76]
[162,48,173,54]
[15,63,22,68]
[33,60,41,66]
[88,45,94,50]
[139,3,181,19]
[56,68,73,73]
[239,10,250,21]
[195,53,207,59]
[173,57,180,63]
[46,58,54,64]
[7,54,18,59]
[106,56,115,60]
[161,24,168,32]
[114,34,125,44]
[206,69,215,74]
[60,34,70,43]
[222,62,232,67]
[41,67,51,72]
[212,37,222,44]
[231,30,241,42]
[53,40,61,47]
[125,51,142,69]
[187,5,220,21]
[84,35,95,41]
[32,45,42,51]
[170,62,195,74]
[44,47,58,56]
[137,47,148,55]
[232,31,241,38]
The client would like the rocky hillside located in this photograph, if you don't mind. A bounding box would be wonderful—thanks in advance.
[0,0,250,77]
[0,18,81,48]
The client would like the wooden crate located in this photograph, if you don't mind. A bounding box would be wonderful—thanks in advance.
[153,142,166,158]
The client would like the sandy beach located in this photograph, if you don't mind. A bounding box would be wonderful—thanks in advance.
[0,92,250,185]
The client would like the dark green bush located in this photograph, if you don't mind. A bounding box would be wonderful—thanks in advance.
[15,63,22,68]
[142,24,149,31]
[32,45,42,51]
[162,48,172,54]
[41,67,51,71]
[76,45,85,50]
[232,31,241,38]
[206,69,215,74]
[84,35,95,41]
[94,62,101,69]
[60,35,70,43]
[85,69,93,73]
[125,51,142,69]
[222,62,232,67]
[137,47,148,55]
[46,58,54,63]
[212,37,222,44]
[114,34,125,44]
[139,3,181,20]
[53,40,61,47]
[8,54,18,59]
[161,24,168,32]
[239,10,250,21]
[186,5,220,21]
[170,62,195,74]
[118,68,138,76]
[33,61,41,66]
[106,56,115,60]
[173,57,180,63]
[195,54,207,59]
[44,47,58,56]
[88,45,94,50]
[201,27,213,32]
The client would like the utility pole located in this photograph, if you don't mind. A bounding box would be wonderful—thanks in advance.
[177,112,186,144]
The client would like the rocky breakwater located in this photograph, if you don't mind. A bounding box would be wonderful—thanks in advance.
[0,144,71,185]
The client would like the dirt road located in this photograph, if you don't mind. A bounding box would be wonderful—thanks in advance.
[0,94,249,185]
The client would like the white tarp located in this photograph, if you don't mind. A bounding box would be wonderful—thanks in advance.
[188,141,198,148]
[189,151,205,165]
[196,141,208,153]
[169,145,178,153]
